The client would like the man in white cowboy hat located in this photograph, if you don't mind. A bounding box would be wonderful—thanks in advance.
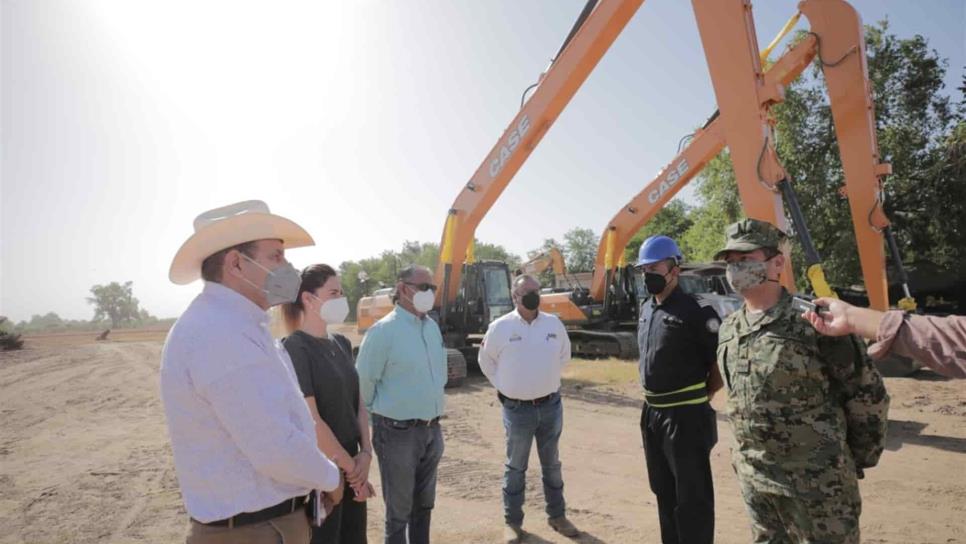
[161,200,341,544]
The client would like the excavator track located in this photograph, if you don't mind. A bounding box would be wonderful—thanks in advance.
[566,330,638,360]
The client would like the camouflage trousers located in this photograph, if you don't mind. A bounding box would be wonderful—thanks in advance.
[738,480,861,544]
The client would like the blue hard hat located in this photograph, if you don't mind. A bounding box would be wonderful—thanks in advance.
[637,235,683,266]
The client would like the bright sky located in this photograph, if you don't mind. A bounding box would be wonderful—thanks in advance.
[2,0,963,322]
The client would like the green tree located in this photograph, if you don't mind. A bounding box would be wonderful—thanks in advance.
[0,317,24,351]
[682,22,965,291]
[87,281,141,328]
[681,152,744,262]
[767,22,966,287]
[22,312,67,331]
[624,200,695,263]
[340,253,400,320]
[474,239,522,271]
[527,238,563,260]
[563,227,598,273]
[399,241,439,270]
[523,238,565,286]
[340,239,520,320]
[137,308,158,326]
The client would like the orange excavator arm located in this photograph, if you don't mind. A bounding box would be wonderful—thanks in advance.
[588,35,818,302]
[799,0,895,310]
[434,0,644,314]
[549,247,567,276]
[431,0,896,319]
[691,0,798,290]
[692,0,892,309]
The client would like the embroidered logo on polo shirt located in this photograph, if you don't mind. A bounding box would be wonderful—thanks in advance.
[509,334,523,342]
[662,315,684,326]
[546,333,557,341]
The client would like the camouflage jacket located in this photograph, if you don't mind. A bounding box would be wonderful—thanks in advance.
[717,290,889,498]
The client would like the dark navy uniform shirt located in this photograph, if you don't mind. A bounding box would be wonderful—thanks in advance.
[638,286,720,393]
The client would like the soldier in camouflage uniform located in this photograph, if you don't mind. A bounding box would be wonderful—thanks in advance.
[713,219,889,544]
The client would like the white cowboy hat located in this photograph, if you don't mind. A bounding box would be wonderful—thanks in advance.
[169,200,314,285]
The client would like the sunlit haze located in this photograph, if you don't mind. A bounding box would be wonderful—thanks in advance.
[2,1,963,322]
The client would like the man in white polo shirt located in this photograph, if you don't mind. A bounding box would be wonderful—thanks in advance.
[161,201,341,544]
[480,275,579,543]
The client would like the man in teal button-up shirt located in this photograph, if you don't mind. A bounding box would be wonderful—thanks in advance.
[356,265,446,544]
[356,297,446,421]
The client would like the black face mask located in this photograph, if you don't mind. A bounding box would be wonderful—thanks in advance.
[643,272,669,295]
[521,291,541,311]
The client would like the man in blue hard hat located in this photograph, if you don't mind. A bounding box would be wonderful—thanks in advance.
[636,235,724,544]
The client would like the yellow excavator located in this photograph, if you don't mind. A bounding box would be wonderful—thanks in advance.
[357,0,914,371]
[515,247,566,278]
[514,247,585,290]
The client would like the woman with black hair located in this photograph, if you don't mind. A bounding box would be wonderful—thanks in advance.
[282,264,374,544]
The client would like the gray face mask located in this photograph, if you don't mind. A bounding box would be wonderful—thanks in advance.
[240,254,301,307]
[726,260,771,292]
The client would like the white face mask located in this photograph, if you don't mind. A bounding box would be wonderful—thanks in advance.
[412,289,436,313]
[318,296,349,325]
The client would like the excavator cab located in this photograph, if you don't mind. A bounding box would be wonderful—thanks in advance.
[604,264,640,324]
[446,261,514,336]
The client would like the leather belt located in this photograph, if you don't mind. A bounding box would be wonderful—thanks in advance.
[498,391,558,406]
[193,495,307,528]
[383,415,441,428]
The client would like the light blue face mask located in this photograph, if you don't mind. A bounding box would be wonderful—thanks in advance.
[240,253,301,307]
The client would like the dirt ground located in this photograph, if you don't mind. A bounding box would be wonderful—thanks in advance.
[1,329,964,543]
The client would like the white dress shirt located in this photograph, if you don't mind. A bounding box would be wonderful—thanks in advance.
[160,282,339,523]
[479,309,572,400]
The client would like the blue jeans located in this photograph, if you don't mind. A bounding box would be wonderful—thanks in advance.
[372,414,444,544]
[501,392,566,526]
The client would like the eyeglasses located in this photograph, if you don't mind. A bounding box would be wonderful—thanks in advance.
[404,282,437,292]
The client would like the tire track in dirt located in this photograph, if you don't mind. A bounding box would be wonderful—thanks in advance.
[5,337,966,543]
[107,466,170,542]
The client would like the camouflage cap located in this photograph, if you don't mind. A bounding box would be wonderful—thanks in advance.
[713,218,787,261]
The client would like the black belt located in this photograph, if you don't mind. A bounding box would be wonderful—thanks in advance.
[498,391,557,406]
[194,495,307,528]
[382,415,441,428]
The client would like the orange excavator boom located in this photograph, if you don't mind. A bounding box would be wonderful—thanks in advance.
[435,0,645,318]
[589,34,818,302]
[692,0,893,309]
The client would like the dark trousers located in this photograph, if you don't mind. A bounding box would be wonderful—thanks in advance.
[641,402,717,544]
[372,414,444,544]
[311,479,368,544]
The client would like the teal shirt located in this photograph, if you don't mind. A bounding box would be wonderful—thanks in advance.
[356,305,446,420]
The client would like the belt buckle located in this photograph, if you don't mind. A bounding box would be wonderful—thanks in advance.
[388,418,411,430]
